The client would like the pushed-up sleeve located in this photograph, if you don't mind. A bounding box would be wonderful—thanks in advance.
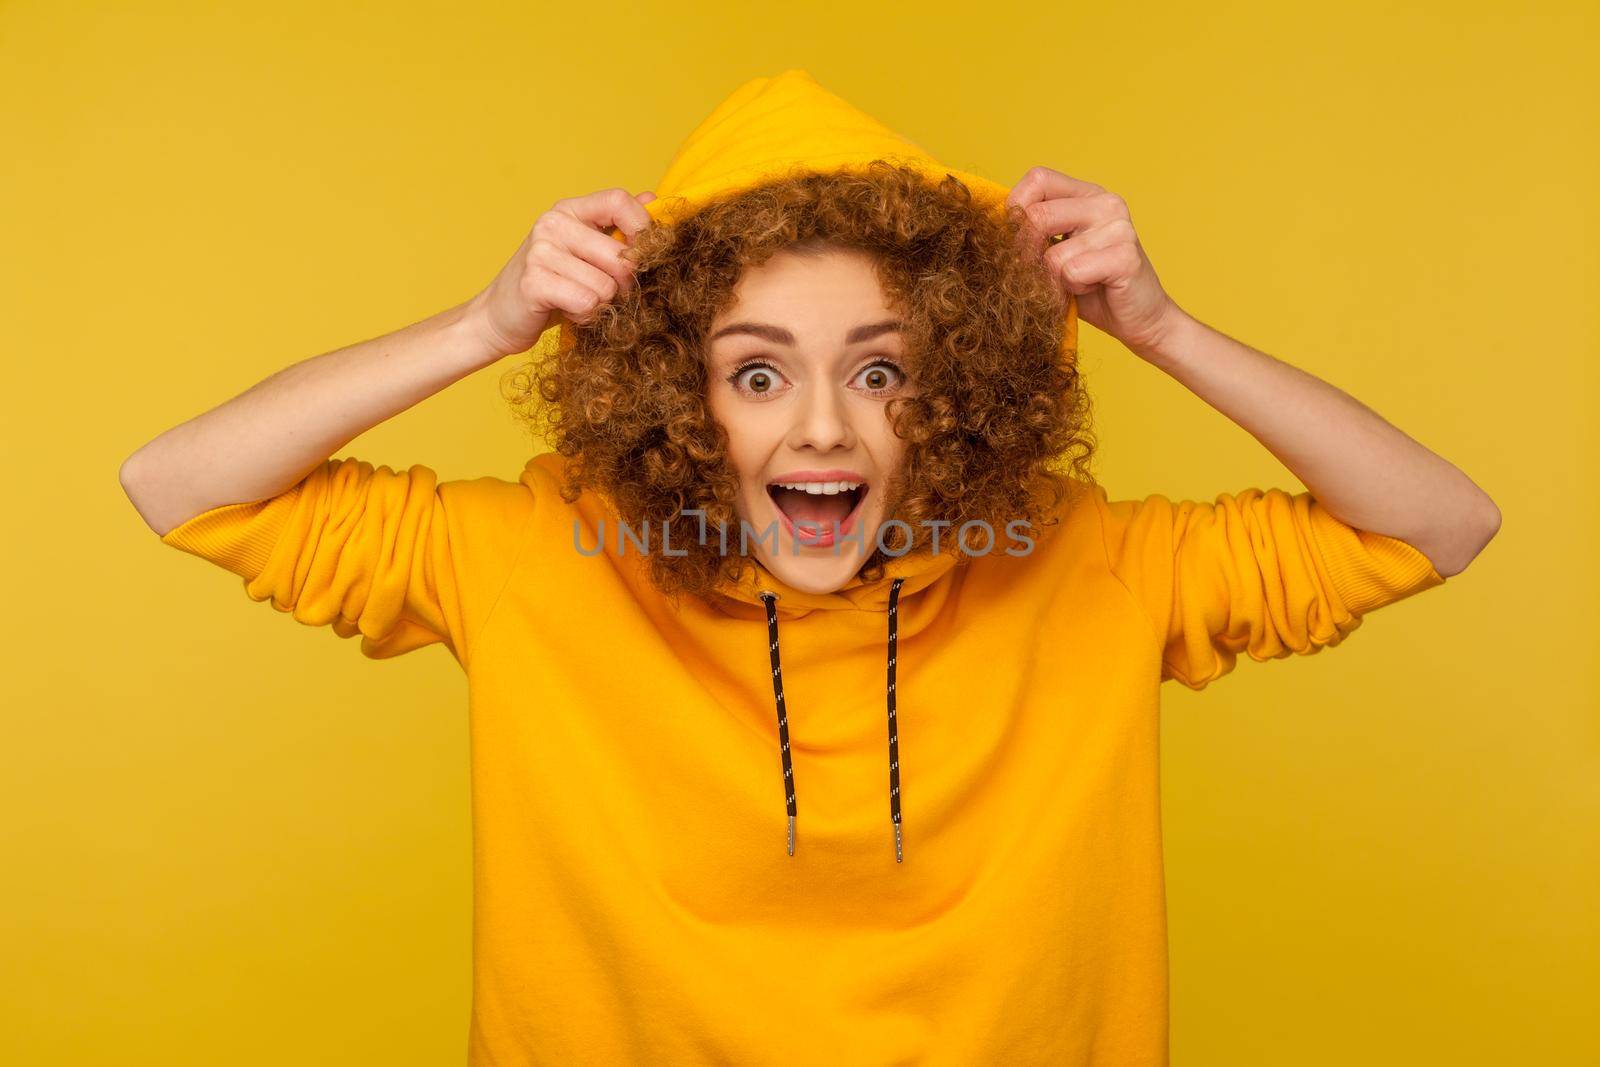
[158,457,522,663]
[1095,486,1447,690]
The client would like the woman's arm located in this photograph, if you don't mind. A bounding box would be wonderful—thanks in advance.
[120,187,655,539]
[1130,311,1501,579]
[1006,165,1501,579]
[119,296,504,538]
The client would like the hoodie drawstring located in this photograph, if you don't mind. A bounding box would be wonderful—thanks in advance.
[757,576,907,863]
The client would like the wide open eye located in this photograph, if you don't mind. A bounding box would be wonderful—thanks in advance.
[727,359,789,397]
[852,359,906,395]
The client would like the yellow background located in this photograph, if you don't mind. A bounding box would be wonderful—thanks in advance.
[4,1,1594,1063]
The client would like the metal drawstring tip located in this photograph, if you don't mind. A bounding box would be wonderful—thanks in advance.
[894,820,903,863]
[787,814,795,856]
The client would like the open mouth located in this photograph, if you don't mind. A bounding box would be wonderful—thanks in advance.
[766,482,869,544]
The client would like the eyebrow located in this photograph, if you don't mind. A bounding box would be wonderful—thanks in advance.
[707,319,903,346]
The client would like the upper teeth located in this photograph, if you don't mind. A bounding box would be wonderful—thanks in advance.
[773,480,862,495]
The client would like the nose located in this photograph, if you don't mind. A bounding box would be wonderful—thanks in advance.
[787,379,854,453]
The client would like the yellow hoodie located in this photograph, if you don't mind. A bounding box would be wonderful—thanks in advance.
[158,69,1447,1065]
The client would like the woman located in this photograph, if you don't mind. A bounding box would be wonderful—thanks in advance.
[121,70,1498,1065]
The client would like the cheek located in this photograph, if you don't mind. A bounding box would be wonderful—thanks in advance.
[865,414,907,462]
[710,410,767,485]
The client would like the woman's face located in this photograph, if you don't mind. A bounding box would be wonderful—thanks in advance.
[705,245,914,595]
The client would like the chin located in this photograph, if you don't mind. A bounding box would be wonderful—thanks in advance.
[760,551,865,595]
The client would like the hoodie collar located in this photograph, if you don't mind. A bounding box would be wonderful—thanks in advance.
[708,548,960,619]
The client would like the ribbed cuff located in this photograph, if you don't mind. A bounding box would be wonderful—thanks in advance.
[1308,504,1446,617]
[159,483,304,581]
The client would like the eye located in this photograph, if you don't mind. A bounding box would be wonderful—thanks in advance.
[853,359,907,395]
[726,358,789,398]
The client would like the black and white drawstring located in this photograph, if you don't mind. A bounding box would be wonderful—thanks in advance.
[757,577,908,863]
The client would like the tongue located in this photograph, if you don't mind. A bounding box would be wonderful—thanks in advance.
[774,487,853,529]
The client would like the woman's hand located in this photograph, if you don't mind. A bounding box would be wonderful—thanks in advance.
[1006,166,1186,359]
[468,187,657,358]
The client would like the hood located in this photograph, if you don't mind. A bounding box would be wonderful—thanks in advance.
[542,70,1079,862]
[639,68,1075,354]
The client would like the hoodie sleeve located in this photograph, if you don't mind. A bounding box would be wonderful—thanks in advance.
[158,457,532,665]
[1095,486,1446,690]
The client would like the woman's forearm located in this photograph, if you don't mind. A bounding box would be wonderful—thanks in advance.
[1133,310,1501,578]
[121,294,505,537]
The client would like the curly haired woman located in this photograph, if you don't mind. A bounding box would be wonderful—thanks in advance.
[122,70,1499,1066]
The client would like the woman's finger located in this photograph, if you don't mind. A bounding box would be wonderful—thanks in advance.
[528,241,618,309]
[526,260,609,323]
[1024,193,1122,246]
[1050,244,1133,295]
[542,209,642,293]
[1043,217,1130,277]
[1005,166,1104,213]
[555,187,654,244]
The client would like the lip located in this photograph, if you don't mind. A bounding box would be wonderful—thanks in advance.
[765,478,870,549]
[765,468,868,486]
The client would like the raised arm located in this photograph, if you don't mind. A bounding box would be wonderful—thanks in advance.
[119,300,503,537]
[1006,165,1500,577]
[1125,312,1500,577]
[119,186,656,537]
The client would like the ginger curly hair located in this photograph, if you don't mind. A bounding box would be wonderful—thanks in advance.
[500,160,1099,603]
